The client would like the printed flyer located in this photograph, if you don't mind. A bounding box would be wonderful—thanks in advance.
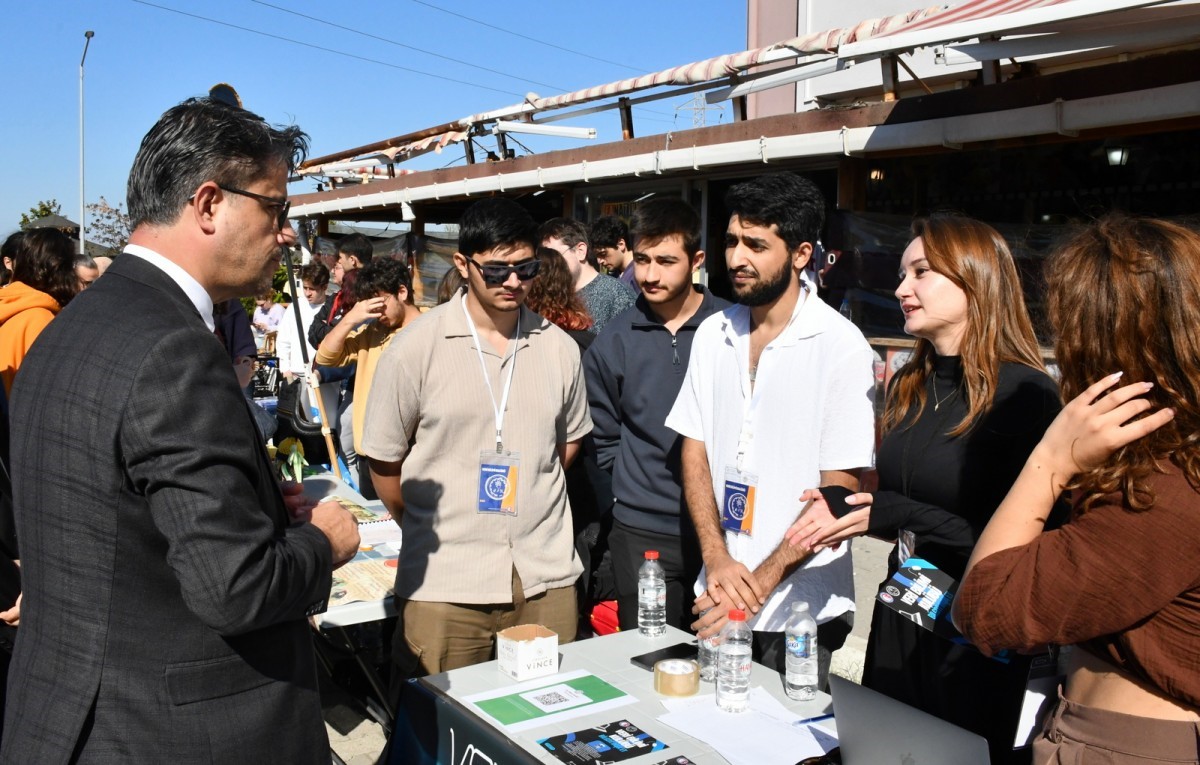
[465,669,635,733]
[537,719,668,764]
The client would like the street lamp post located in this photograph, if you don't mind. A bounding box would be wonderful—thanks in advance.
[79,30,94,256]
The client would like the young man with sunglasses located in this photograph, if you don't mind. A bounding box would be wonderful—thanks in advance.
[361,198,591,687]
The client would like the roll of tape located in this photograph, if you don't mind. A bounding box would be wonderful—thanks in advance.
[653,658,700,697]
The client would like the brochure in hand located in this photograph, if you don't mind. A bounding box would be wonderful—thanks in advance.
[877,557,1012,662]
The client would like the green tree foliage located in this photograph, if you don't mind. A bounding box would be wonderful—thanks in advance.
[19,199,62,228]
[86,197,132,255]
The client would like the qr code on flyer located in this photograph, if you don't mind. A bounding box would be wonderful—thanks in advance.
[520,684,591,713]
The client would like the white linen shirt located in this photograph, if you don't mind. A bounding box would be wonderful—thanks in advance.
[666,288,876,632]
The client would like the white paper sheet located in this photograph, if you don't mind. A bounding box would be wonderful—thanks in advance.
[658,687,837,765]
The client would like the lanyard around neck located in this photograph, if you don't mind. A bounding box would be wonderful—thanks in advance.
[460,293,518,452]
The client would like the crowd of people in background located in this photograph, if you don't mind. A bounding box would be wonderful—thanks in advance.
[0,95,1197,765]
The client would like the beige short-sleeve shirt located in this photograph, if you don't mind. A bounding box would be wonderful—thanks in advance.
[360,296,590,604]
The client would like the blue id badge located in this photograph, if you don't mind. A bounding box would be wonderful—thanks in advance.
[477,451,520,515]
[721,466,758,535]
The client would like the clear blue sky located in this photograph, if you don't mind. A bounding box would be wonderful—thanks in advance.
[0,0,747,234]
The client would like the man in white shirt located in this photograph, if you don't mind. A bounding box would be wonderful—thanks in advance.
[276,262,328,381]
[666,172,875,688]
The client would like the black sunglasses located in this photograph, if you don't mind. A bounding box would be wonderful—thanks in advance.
[466,257,541,286]
[218,185,291,230]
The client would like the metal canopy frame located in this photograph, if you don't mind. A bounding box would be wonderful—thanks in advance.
[293,0,1195,217]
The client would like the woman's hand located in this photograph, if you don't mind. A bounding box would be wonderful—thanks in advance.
[962,374,1173,589]
[784,489,871,550]
[806,493,873,552]
[783,490,833,550]
[1034,373,1174,480]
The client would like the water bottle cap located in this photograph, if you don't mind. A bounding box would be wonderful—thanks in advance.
[791,601,811,613]
[728,609,746,621]
[644,550,659,560]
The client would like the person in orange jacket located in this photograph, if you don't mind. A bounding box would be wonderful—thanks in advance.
[0,228,80,396]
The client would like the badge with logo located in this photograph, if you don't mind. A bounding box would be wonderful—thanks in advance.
[478,451,520,515]
[721,467,758,535]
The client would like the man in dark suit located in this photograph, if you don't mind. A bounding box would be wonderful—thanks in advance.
[2,97,360,763]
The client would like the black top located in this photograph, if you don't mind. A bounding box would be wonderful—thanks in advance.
[862,356,1064,764]
[582,287,730,534]
[869,356,1064,579]
[307,292,344,348]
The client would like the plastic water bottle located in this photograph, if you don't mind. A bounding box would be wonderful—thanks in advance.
[784,601,819,700]
[697,609,719,682]
[637,550,666,637]
[716,609,753,713]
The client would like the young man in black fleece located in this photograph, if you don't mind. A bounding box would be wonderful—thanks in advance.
[582,197,729,631]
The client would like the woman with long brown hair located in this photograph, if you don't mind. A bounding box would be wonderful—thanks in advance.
[525,245,594,345]
[789,213,1062,762]
[956,215,1198,763]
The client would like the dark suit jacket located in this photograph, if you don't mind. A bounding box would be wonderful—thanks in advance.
[2,255,334,763]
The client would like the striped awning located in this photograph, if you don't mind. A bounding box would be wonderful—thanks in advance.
[299,130,470,177]
[384,130,470,158]
[515,0,1160,113]
[301,0,1175,177]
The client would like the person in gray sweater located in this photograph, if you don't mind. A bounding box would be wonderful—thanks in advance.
[583,198,729,631]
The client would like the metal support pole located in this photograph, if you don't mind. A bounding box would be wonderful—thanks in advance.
[79,30,94,256]
[618,97,635,140]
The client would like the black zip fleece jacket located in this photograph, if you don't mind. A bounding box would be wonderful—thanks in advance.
[582,286,730,534]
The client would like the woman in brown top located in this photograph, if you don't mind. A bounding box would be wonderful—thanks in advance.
[954,215,1200,763]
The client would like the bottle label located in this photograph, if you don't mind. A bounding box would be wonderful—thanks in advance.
[786,634,812,659]
[639,585,666,607]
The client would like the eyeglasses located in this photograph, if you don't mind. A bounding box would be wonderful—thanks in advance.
[465,257,541,286]
[218,185,290,230]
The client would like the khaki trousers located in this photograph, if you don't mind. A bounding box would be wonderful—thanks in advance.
[392,568,577,679]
